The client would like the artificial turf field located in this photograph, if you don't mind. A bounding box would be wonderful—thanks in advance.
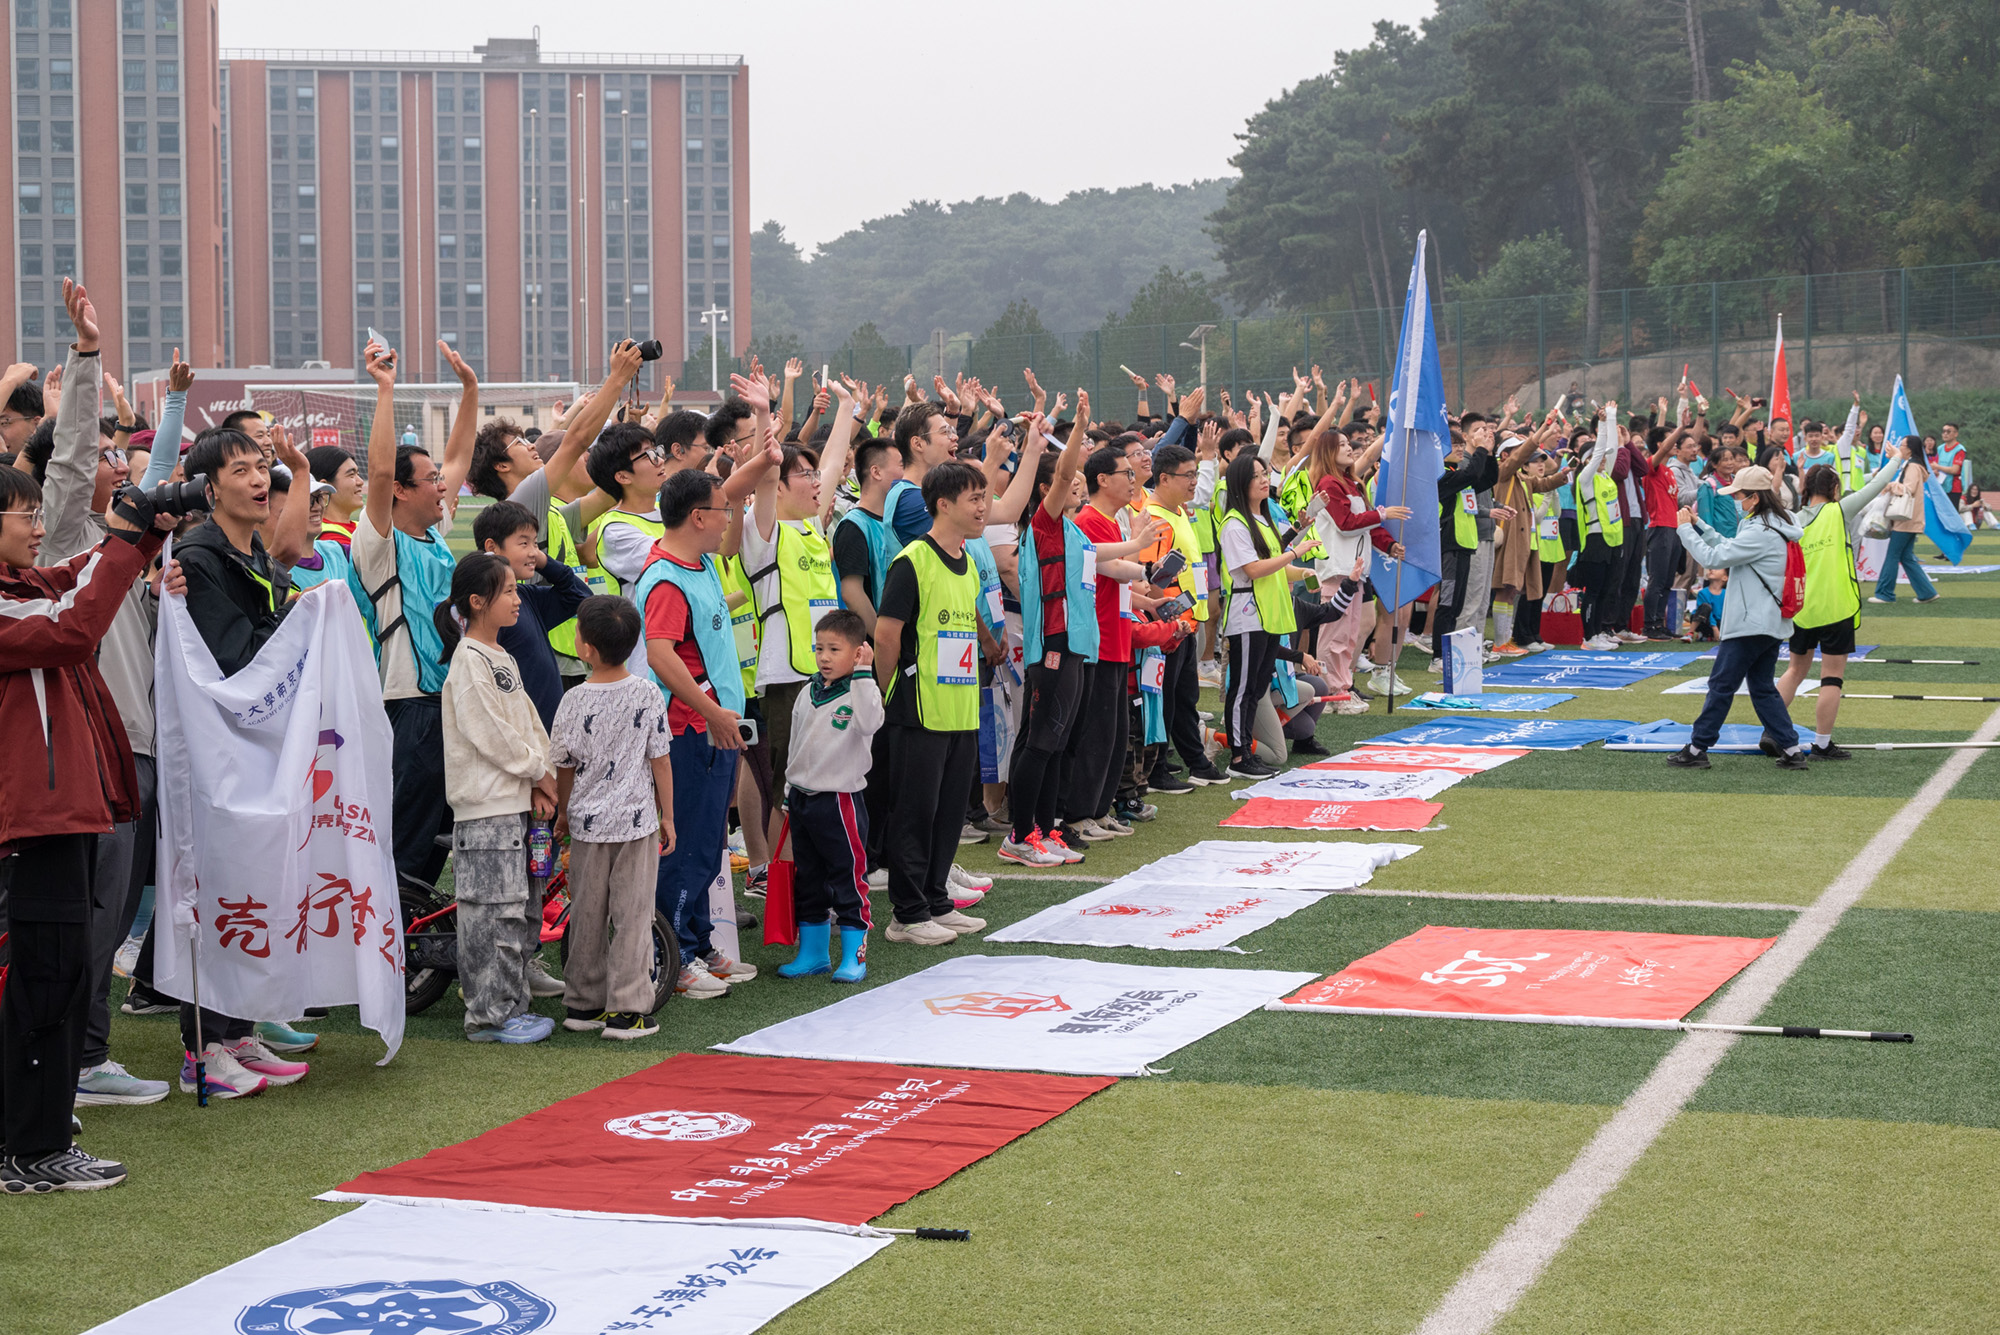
[10,532,1999,1335]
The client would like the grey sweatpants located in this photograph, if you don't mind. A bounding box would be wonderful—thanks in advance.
[561,835,660,1017]
[453,813,536,1036]
[86,755,156,1067]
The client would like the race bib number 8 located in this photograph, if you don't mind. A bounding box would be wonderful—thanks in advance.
[937,629,977,686]
[1139,655,1165,694]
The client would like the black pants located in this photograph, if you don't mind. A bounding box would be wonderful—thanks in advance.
[1009,651,1086,841]
[883,726,978,924]
[1,834,94,1157]
[786,790,872,932]
[1643,527,1683,634]
[1152,634,1206,780]
[1515,559,1547,646]
[1223,630,1282,759]
[1574,535,1616,638]
[386,695,453,885]
[1432,547,1475,642]
[862,726,891,871]
[1061,660,1130,824]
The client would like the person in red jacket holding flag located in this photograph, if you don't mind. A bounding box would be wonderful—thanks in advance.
[0,466,178,1193]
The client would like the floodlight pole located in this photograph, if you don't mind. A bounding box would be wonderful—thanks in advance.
[1181,323,1216,398]
[701,304,729,394]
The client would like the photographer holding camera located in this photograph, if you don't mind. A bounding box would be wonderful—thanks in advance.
[0,452,179,1192]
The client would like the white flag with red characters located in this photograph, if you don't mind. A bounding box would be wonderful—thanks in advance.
[152,570,405,1062]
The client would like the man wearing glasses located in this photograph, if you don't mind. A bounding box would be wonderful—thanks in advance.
[351,340,480,886]
[1141,442,1227,791]
[0,361,44,456]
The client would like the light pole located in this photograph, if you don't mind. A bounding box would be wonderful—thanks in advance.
[700,303,729,394]
[1181,323,1217,398]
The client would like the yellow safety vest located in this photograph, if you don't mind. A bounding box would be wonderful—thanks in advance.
[718,553,760,697]
[1531,489,1566,563]
[585,509,667,597]
[1145,502,1209,623]
[1580,473,1624,548]
[752,518,838,679]
[888,538,982,732]
[1796,500,1860,630]
[1451,487,1478,548]
[1219,512,1298,637]
[544,501,601,659]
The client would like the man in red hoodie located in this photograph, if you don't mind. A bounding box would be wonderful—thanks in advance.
[0,466,175,1193]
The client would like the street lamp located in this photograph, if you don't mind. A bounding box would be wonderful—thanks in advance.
[1181,323,1217,398]
[700,303,729,394]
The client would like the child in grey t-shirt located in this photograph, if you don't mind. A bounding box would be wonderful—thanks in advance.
[551,598,674,1039]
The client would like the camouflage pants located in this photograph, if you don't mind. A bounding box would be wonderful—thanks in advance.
[453,813,535,1035]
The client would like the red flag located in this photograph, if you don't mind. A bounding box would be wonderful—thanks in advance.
[333,1053,1113,1224]
[1769,315,1792,437]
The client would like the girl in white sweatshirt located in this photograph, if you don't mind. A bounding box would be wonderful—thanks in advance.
[438,553,559,1044]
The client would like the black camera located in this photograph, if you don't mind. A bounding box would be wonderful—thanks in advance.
[112,474,210,530]
[635,340,664,361]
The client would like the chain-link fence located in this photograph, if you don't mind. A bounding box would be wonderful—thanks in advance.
[702,260,2000,427]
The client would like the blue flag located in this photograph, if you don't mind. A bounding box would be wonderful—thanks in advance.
[1369,231,1448,609]
[1883,374,1971,564]
[1881,374,1918,467]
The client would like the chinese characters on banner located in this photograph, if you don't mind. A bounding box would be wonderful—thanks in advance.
[152,571,406,1061]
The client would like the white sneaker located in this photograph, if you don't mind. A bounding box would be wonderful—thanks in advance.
[178,1043,268,1099]
[675,958,730,999]
[703,950,758,983]
[1356,654,1378,673]
[1367,669,1412,696]
[885,918,957,946]
[1427,657,1443,674]
[1615,629,1646,643]
[111,935,143,979]
[526,959,566,998]
[930,910,986,935]
[1096,815,1135,837]
[998,833,1065,867]
[947,864,993,892]
[1334,695,1371,715]
[958,823,989,845]
[1524,641,1550,653]
[866,868,889,891]
[1066,818,1115,843]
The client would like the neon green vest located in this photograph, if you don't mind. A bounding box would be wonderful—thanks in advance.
[888,538,982,732]
[1531,489,1566,563]
[1580,473,1624,547]
[1796,500,1860,630]
[1451,487,1478,547]
[753,518,837,678]
[585,509,666,597]
[718,553,760,697]
[1146,502,1209,623]
[1219,512,1298,637]
[544,502,601,659]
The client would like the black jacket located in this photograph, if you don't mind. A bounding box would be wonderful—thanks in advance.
[175,520,289,677]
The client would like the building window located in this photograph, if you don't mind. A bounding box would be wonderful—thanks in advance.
[154,120,178,155]
[270,82,288,111]
[712,234,729,260]
[630,233,648,259]
[713,185,729,214]
[273,232,290,257]
[122,120,143,152]
[685,138,702,164]
[129,307,150,337]
[462,184,481,211]
[629,185,647,212]
[465,283,482,308]
[462,136,480,162]
[381,183,399,210]
[155,0,175,29]
[356,283,374,307]
[687,234,703,260]
[297,234,315,258]
[157,183,179,216]
[382,232,399,258]
[438,234,457,259]
[686,85,702,115]
[687,185,703,211]
[296,133,314,161]
[47,0,67,25]
[21,245,43,276]
[355,184,373,209]
[299,281,315,305]
[380,135,398,161]
[21,122,43,152]
[47,59,71,91]
[121,0,141,27]
[437,184,455,209]
[154,60,175,92]
[22,307,44,338]
[19,59,40,91]
[711,138,727,164]
[440,282,457,307]
[124,184,145,215]
[355,234,374,259]
[354,134,371,161]
[464,234,482,259]
[274,281,291,306]
[128,244,148,275]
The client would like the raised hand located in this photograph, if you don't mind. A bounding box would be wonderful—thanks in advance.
[609,338,645,384]
[272,420,309,474]
[1126,367,1148,390]
[1154,372,1175,396]
[365,341,397,387]
[1051,391,1068,418]
[904,374,923,404]
[1311,365,1326,389]
[871,384,889,415]
[784,357,804,383]
[168,347,195,393]
[439,339,476,387]
[934,374,961,415]
[63,277,100,351]
[729,371,773,414]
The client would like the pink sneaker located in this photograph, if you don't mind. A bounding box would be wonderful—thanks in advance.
[952,888,987,909]
[224,1036,310,1086]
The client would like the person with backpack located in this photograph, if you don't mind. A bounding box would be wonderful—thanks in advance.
[1667,466,1808,770]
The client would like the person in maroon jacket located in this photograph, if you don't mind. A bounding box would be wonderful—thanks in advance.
[0,466,176,1193]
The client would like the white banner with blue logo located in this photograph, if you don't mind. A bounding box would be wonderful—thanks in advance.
[83,1199,890,1335]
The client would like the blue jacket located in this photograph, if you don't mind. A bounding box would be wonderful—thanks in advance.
[1676,512,1802,641]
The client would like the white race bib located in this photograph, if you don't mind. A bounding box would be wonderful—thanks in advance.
[1537,516,1559,541]
[1080,543,1098,590]
[1139,654,1165,694]
[985,587,1004,627]
[936,630,977,687]
[1118,578,1134,620]
[1190,562,1209,599]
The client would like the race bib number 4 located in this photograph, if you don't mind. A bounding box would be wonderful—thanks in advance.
[936,630,977,686]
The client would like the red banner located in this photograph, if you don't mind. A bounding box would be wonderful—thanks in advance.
[1274,925,1776,1024]
[1220,797,1442,831]
[334,1053,1112,1224]
[1306,746,1527,775]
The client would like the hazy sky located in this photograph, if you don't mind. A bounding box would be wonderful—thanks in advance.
[219,0,1435,252]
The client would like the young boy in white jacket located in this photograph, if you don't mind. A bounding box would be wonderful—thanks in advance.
[775,609,885,984]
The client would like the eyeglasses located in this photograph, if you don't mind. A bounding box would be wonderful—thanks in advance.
[0,507,46,527]
[635,447,667,465]
[0,413,42,429]
[405,472,443,488]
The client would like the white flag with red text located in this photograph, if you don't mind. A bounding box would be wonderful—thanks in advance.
[153,570,405,1061]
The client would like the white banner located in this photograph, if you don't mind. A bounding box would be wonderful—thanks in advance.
[153,575,405,1061]
[715,955,1315,1077]
[1094,840,1421,893]
[709,847,740,962]
[1229,767,1465,803]
[1855,535,1886,583]
[986,881,1329,951]
[1662,674,1816,697]
[1311,745,1526,773]
[84,1199,889,1335]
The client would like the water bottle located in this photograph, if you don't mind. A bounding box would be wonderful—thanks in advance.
[527,817,555,884]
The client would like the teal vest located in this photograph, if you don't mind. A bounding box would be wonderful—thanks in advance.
[835,505,900,608]
[965,536,1004,637]
[631,551,748,714]
[1020,515,1100,664]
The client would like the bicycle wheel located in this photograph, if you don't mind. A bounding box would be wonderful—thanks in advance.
[400,881,455,1015]
[649,912,682,1015]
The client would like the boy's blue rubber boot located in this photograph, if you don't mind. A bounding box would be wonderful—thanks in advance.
[831,927,867,984]
[778,922,832,978]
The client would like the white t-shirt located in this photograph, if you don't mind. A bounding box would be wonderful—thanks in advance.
[1219,519,1264,634]
[741,513,828,689]
[598,509,663,588]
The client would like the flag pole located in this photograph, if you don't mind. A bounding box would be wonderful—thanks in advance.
[187,914,208,1108]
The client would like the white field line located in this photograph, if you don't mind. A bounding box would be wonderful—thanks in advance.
[1413,702,2000,1335]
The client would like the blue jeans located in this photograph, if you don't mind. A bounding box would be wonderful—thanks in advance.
[655,729,739,960]
[1874,530,1936,601]
[1692,634,1798,753]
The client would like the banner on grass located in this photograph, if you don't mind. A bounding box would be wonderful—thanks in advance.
[1662,675,1817,697]
[1220,797,1442,831]
[84,1200,888,1335]
[1481,650,1701,691]
[1097,840,1421,893]
[151,574,404,1062]
[1229,768,1465,803]
[331,1053,1110,1224]
[1270,925,1776,1026]
[986,881,1330,952]
[714,956,1315,1077]
[1602,720,1770,752]
[1308,746,1528,774]
[1364,717,1634,749]
[1403,692,1574,712]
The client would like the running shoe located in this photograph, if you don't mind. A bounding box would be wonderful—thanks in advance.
[74,1061,169,1107]
[1185,763,1230,786]
[1149,773,1196,795]
[743,865,768,900]
[1226,756,1279,779]
[885,918,957,946]
[703,950,758,982]
[1040,829,1087,865]
[958,823,989,845]
[467,1014,557,1043]
[178,1044,268,1099]
[675,959,730,999]
[252,1019,319,1054]
[866,868,889,891]
[564,1007,609,1032]
[1291,738,1331,756]
[1810,742,1852,761]
[526,959,566,998]
[1333,696,1371,716]
[601,1012,660,1041]
[224,1036,310,1086]
[1115,799,1158,823]
[2,1146,127,1193]
[1097,814,1137,836]
[930,910,986,935]
[1066,818,1115,843]
[119,986,176,1017]
[998,833,1064,867]
[1666,745,1711,770]
[947,864,993,892]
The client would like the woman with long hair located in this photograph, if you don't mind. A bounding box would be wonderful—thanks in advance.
[1869,435,1941,605]
[1775,459,1897,758]
[1668,466,1808,769]
[1305,427,1406,710]
[1218,451,1310,777]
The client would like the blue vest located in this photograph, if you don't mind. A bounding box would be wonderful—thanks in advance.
[835,505,900,608]
[346,523,455,694]
[631,551,748,715]
[1137,646,1166,745]
[884,478,928,548]
[1020,516,1100,664]
[965,536,1004,637]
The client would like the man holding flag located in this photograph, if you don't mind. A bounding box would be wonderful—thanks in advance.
[1767,315,1794,459]
[1367,231,1448,704]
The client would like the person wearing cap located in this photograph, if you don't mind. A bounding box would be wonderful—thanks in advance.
[1668,464,1808,769]
[285,476,352,597]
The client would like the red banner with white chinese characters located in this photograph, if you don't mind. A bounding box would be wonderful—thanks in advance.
[1219,797,1442,831]
[1273,926,1776,1023]
[332,1053,1113,1224]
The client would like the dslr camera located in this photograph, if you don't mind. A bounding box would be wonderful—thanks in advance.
[617,338,665,362]
[112,474,210,530]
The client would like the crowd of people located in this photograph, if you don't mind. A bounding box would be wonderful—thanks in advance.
[0,274,1978,1193]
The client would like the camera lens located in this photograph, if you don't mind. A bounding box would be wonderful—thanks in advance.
[636,340,663,362]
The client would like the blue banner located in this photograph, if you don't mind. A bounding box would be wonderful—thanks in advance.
[1370,231,1447,609]
[1366,717,1636,749]
[1481,650,1704,691]
[1924,473,1973,565]
[1602,720,1766,753]
[1401,692,1576,712]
